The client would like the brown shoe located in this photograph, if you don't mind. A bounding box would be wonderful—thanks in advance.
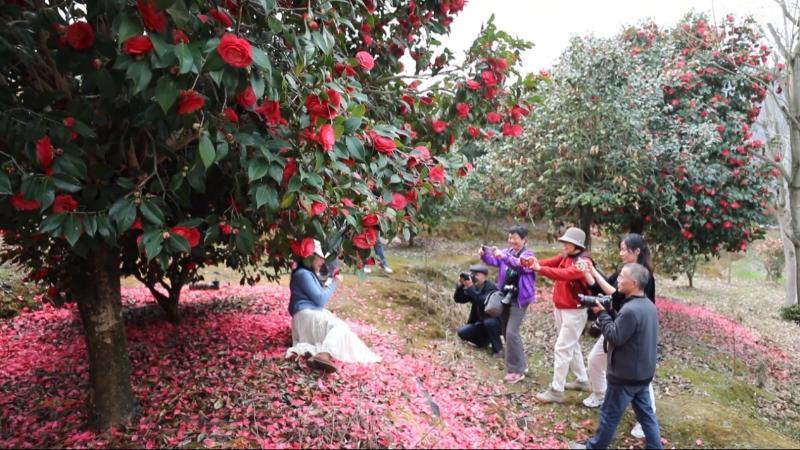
[309,353,338,373]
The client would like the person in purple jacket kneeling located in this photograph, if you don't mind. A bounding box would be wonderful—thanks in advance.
[480,224,537,384]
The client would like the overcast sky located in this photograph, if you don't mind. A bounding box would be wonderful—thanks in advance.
[437,0,790,74]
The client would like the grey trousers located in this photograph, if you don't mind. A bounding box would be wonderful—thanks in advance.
[501,303,528,374]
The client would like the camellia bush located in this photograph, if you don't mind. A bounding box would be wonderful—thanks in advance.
[0,0,539,428]
[492,14,775,283]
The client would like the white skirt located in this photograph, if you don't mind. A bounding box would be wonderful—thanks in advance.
[285,309,381,363]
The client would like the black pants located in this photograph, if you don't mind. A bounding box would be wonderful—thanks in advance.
[457,317,503,353]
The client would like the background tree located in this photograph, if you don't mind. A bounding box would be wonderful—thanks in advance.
[0,0,538,429]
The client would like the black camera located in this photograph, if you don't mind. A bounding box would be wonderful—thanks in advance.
[459,272,471,281]
[500,284,518,305]
[578,294,612,311]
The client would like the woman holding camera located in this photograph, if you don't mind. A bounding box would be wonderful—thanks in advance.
[581,233,655,439]
[480,224,536,384]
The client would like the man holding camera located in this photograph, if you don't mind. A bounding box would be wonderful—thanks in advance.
[453,264,503,358]
[570,263,661,449]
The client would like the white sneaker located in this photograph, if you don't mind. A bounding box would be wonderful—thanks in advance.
[382,266,393,274]
[582,392,604,408]
[363,266,372,273]
[630,422,645,439]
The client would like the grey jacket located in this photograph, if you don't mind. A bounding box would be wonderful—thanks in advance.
[597,295,658,385]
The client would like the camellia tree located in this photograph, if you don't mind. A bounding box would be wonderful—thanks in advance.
[0,0,539,428]
[492,14,774,284]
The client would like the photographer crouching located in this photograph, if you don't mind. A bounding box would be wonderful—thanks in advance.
[570,263,661,450]
[453,264,503,358]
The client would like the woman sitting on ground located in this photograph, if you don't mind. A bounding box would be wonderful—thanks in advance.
[286,240,381,372]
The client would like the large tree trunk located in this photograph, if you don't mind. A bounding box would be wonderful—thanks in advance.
[73,243,136,430]
[579,206,593,251]
[777,192,799,306]
[788,184,800,306]
[148,285,182,324]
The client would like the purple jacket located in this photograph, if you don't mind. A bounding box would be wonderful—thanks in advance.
[481,247,536,307]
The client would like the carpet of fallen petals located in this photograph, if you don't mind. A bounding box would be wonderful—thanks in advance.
[1,286,568,449]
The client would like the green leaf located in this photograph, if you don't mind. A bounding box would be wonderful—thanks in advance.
[251,47,272,73]
[257,0,277,14]
[343,116,363,133]
[251,74,265,98]
[63,214,82,247]
[94,69,117,98]
[52,174,82,193]
[248,158,270,181]
[187,163,206,193]
[304,173,323,189]
[84,215,98,237]
[149,33,172,59]
[126,61,153,95]
[140,201,165,226]
[215,141,229,162]
[199,133,216,169]
[235,227,255,254]
[287,174,301,193]
[39,213,67,235]
[0,172,12,195]
[269,164,283,183]
[166,0,192,30]
[118,15,143,43]
[154,0,176,9]
[167,233,191,254]
[175,44,194,74]
[142,230,164,261]
[280,192,295,209]
[155,76,178,112]
[109,197,137,233]
[345,136,365,160]
[70,119,96,138]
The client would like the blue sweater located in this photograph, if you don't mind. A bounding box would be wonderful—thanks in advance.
[288,266,337,316]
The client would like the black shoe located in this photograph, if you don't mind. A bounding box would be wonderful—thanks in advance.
[492,350,505,359]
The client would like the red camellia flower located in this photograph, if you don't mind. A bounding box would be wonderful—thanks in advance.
[235,85,257,109]
[178,90,204,114]
[65,21,95,50]
[362,213,380,227]
[209,8,233,28]
[413,145,431,160]
[173,29,190,44]
[370,132,396,155]
[467,125,481,138]
[429,165,445,184]
[137,0,167,32]
[282,157,297,186]
[255,100,288,126]
[52,194,78,213]
[341,197,355,208]
[224,107,239,124]
[466,80,480,90]
[36,136,54,168]
[389,192,407,210]
[458,162,474,177]
[355,51,375,71]
[171,226,201,248]
[431,120,447,133]
[487,112,502,124]
[310,201,327,216]
[455,102,470,118]
[123,35,154,55]
[131,218,143,230]
[217,33,252,68]
[353,228,378,249]
[219,223,233,235]
[290,237,316,258]
[502,123,523,137]
[10,192,41,211]
[319,124,335,152]
[306,90,342,120]
[63,117,76,128]
[481,70,498,87]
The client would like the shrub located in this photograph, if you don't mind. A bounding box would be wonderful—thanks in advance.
[780,304,800,323]
[756,237,784,282]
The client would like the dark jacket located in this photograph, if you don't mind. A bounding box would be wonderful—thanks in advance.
[597,295,659,385]
[454,280,498,324]
[589,269,656,315]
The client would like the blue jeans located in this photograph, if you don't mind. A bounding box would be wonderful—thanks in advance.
[374,240,388,267]
[587,382,662,449]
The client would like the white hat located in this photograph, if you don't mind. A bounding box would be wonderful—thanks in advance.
[558,227,586,249]
[313,239,329,258]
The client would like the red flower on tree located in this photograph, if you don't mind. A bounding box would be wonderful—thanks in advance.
[319,124,335,152]
[355,51,375,71]
[429,165,446,184]
[178,90,204,115]
[36,136,53,168]
[455,102,470,118]
[217,33,252,68]
[171,226,201,248]
[282,157,298,186]
[256,100,288,126]
[52,194,78,213]
[10,192,41,211]
[209,8,233,28]
[486,112,502,124]
[352,228,378,249]
[122,35,154,55]
[310,201,327,216]
[235,85,257,109]
[65,22,95,50]
[173,29,190,45]
[370,132,396,155]
[389,192,407,210]
[224,107,239,124]
[431,120,447,133]
[290,237,316,258]
[136,0,167,33]
[362,213,380,227]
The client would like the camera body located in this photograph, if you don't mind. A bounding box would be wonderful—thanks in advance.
[577,293,612,311]
[500,284,518,305]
